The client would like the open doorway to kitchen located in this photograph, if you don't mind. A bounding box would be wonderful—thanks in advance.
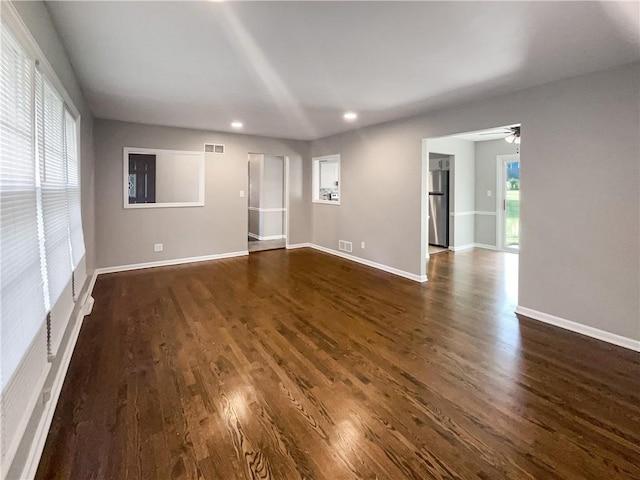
[421,124,521,290]
[248,154,287,253]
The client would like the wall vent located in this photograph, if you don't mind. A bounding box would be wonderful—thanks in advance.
[338,240,352,253]
[204,143,225,154]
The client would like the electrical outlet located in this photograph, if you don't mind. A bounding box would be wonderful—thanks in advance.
[239,190,245,198]
[361,241,365,249]
[154,243,163,252]
[487,190,492,197]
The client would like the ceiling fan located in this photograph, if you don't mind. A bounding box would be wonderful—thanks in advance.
[480,126,521,144]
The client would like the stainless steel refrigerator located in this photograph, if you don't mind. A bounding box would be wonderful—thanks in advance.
[428,170,449,247]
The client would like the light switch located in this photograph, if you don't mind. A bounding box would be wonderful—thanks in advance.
[239,190,245,198]
[487,190,492,197]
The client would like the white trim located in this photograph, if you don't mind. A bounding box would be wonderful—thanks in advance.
[448,244,474,252]
[95,251,249,275]
[19,272,97,480]
[473,243,498,250]
[448,243,498,252]
[284,156,290,250]
[475,211,497,216]
[248,233,286,241]
[286,243,311,249]
[123,147,205,209]
[83,272,98,310]
[515,306,640,352]
[450,211,475,217]
[248,206,286,212]
[308,244,427,283]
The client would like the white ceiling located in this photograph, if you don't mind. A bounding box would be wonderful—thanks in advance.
[45,1,640,141]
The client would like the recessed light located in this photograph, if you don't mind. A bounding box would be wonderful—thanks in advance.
[343,112,358,121]
[231,121,243,129]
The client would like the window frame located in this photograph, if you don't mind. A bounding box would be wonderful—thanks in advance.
[122,147,206,209]
[312,154,341,205]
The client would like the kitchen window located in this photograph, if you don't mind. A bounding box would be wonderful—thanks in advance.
[312,154,340,204]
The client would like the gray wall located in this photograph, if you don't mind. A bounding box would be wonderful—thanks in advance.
[310,62,640,341]
[474,139,519,246]
[262,155,284,209]
[261,155,285,238]
[94,120,310,268]
[154,151,202,204]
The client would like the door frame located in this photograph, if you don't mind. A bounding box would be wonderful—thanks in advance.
[496,154,520,253]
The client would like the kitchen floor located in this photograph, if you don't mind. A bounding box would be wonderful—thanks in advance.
[248,237,286,253]
[428,244,449,255]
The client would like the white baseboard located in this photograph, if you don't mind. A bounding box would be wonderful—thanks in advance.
[515,306,640,352]
[286,243,311,249]
[95,251,249,275]
[449,243,498,252]
[448,244,474,252]
[309,244,427,283]
[474,243,498,251]
[19,272,98,479]
[249,233,286,241]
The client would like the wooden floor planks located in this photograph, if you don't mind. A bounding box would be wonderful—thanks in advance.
[35,248,640,479]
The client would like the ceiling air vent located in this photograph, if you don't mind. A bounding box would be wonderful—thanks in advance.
[204,143,224,154]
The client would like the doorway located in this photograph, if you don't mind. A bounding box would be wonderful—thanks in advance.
[427,153,451,255]
[421,124,521,282]
[497,154,520,253]
[248,154,287,253]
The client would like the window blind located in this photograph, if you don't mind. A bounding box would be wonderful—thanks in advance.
[35,69,72,309]
[64,109,84,269]
[0,24,47,390]
[1,10,88,474]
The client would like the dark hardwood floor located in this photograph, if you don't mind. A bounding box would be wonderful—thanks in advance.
[36,248,640,480]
